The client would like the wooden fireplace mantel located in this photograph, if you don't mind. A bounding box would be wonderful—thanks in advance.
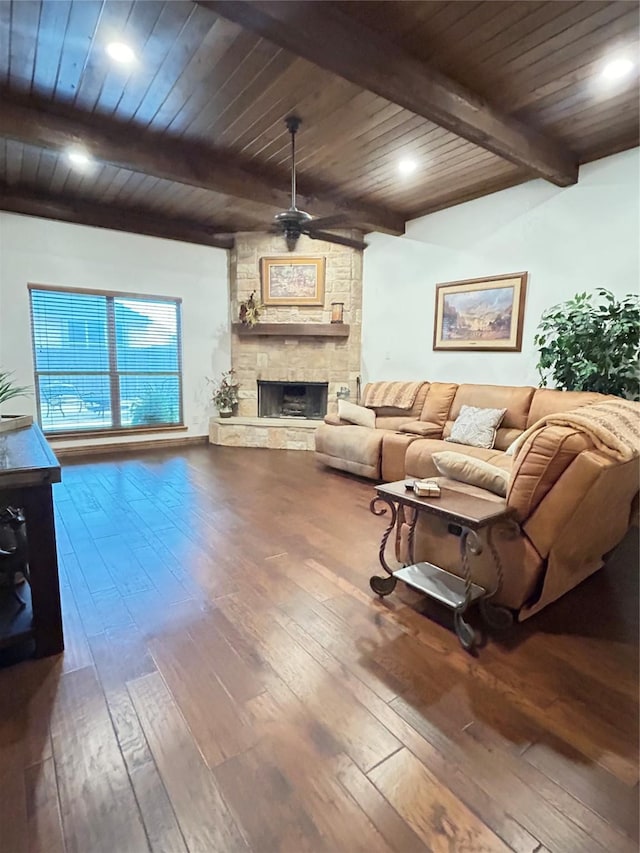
[232,323,350,338]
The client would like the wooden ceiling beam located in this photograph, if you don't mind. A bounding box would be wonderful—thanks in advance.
[0,99,404,236]
[0,184,236,250]
[201,1,579,187]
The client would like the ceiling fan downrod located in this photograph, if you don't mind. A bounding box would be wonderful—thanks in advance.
[285,115,301,211]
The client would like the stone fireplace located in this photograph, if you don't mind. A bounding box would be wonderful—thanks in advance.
[257,381,328,420]
[209,231,363,450]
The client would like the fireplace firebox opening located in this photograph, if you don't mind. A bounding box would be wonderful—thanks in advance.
[258,381,328,420]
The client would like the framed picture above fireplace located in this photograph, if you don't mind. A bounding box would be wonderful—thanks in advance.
[260,256,326,306]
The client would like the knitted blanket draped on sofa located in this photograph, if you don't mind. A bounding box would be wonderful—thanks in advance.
[362,381,424,410]
[516,398,640,462]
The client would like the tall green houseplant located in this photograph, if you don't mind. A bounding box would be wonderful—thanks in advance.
[535,289,640,399]
[0,370,29,412]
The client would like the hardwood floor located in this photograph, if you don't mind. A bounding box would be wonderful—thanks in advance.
[0,445,637,853]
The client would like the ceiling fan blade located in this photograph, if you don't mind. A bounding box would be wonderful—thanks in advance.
[307,213,350,230]
[307,230,368,251]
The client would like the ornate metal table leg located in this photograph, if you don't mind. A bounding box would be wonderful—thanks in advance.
[479,522,516,631]
[369,495,398,596]
[454,527,482,651]
[407,506,418,566]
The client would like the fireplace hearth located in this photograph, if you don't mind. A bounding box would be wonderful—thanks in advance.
[258,381,328,420]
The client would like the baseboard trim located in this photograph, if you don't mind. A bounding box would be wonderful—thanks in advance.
[53,435,208,459]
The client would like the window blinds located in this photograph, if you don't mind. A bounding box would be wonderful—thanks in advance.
[29,286,182,434]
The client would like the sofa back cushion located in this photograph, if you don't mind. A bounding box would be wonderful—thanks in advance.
[507,424,592,521]
[443,384,535,450]
[419,382,458,426]
[526,389,609,428]
[364,382,430,419]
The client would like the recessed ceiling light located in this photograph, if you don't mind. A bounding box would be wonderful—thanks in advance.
[67,150,92,168]
[398,158,418,175]
[602,57,634,80]
[106,42,136,64]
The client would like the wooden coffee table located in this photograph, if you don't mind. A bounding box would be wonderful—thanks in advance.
[369,480,517,651]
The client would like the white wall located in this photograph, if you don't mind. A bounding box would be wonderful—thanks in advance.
[0,212,230,447]
[362,148,640,387]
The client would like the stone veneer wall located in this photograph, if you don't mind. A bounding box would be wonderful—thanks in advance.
[229,232,363,418]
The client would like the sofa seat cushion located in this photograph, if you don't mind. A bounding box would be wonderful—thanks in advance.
[398,420,442,436]
[375,415,422,430]
[315,423,386,479]
[432,451,509,497]
[405,438,510,479]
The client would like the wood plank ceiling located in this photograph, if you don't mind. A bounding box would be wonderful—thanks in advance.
[0,0,638,247]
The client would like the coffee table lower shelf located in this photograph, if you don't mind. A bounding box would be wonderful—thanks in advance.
[393,562,486,608]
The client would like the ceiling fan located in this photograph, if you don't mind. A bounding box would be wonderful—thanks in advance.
[265,116,368,253]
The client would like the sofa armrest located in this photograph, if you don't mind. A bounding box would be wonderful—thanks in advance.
[323,413,351,426]
[398,420,442,437]
[507,425,591,522]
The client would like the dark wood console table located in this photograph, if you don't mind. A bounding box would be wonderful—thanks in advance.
[0,424,63,658]
[369,480,517,651]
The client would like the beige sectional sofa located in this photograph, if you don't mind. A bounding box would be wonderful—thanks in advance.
[315,381,639,620]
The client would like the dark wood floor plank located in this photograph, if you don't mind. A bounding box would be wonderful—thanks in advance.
[50,666,149,853]
[392,697,614,853]
[187,612,265,704]
[84,630,187,852]
[0,740,28,853]
[368,747,512,853]
[331,753,432,853]
[268,597,545,852]
[522,741,639,842]
[462,715,638,853]
[149,627,259,767]
[129,760,189,853]
[24,757,65,853]
[128,671,250,852]
[215,587,402,772]
[59,582,94,674]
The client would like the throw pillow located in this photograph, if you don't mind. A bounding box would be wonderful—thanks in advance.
[445,404,506,449]
[432,451,509,497]
[337,399,376,429]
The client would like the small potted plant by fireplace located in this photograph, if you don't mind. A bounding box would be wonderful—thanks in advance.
[211,369,239,418]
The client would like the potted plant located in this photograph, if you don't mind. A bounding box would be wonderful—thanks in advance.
[535,289,640,399]
[211,369,239,417]
[0,370,31,432]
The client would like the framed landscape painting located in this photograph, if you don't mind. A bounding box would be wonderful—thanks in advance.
[433,272,528,352]
[261,256,326,306]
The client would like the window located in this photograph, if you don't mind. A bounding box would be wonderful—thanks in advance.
[29,285,183,435]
